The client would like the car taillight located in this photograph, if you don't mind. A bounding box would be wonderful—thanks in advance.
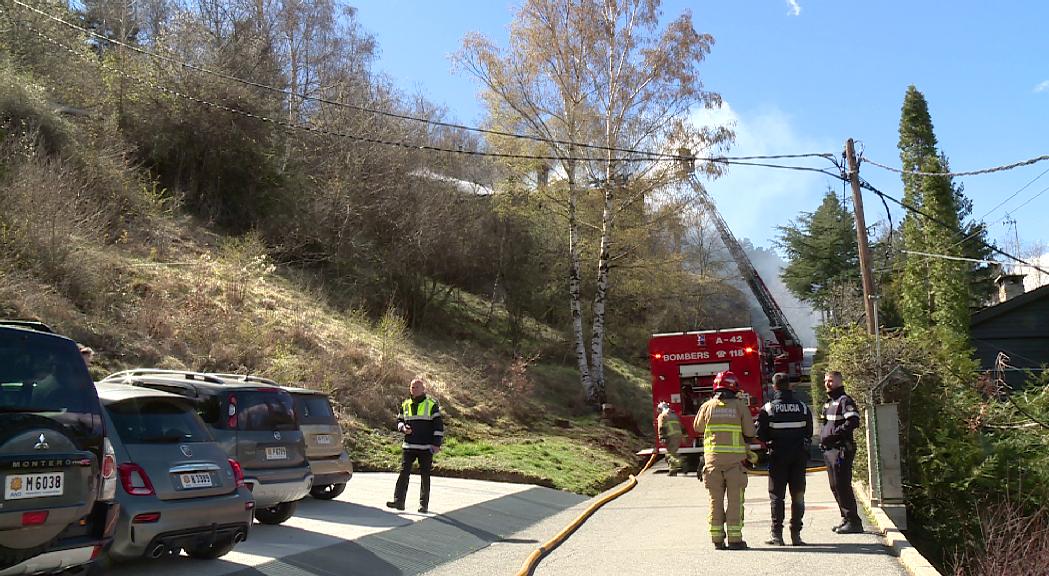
[228,458,245,488]
[132,512,161,523]
[22,511,49,526]
[118,463,155,496]
[100,437,117,501]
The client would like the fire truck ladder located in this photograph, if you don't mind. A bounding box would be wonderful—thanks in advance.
[677,155,802,359]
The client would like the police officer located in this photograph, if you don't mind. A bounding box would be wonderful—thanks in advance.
[387,377,444,514]
[656,402,683,476]
[694,371,757,550]
[756,372,812,546]
[820,370,863,534]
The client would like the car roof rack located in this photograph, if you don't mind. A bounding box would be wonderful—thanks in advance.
[0,319,55,333]
[102,369,227,385]
[210,373,281,387]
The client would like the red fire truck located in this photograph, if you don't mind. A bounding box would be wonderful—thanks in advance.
[645,328,768,461]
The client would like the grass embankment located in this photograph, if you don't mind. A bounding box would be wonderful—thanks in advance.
[2,222,651,496]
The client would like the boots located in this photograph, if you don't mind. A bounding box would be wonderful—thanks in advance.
[764,530,785,546]
[835,520,863,534]
[385,500,405,511]
[790,530,807,546]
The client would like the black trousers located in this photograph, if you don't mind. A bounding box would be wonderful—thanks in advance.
[768,446,808,532]
[393,448,433,506]
[823,445,860,523]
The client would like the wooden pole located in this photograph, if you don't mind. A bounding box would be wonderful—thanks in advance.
[846,138,878,335]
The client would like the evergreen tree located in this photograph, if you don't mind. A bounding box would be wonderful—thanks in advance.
[777,188,858,324]
[896,87,978,339]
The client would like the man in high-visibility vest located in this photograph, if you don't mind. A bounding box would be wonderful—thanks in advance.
[694,371,757,550]
[387,377,444,514]
[656,402,683,476]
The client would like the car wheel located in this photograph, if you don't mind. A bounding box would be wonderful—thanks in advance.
[310,483,346,500]
[255,501,297,525]
[185,536,237,560]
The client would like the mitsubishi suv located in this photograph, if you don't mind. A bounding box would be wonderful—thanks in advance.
[0,321,118,575]
[100,370,312,525]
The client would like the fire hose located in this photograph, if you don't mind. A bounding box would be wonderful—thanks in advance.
[513,450,659,576]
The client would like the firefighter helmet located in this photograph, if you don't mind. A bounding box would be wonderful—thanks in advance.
[713,370,739,392]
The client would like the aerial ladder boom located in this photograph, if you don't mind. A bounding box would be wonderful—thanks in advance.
[678,153,805,380]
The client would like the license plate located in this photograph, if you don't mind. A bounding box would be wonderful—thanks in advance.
[265,446,288,460]
[179,472,213,489]
[5,472,64,500]
[315,434,332,445]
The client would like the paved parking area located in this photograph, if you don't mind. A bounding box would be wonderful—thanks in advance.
[110,472,586,576]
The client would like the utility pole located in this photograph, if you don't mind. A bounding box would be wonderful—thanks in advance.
[845,139,877,335]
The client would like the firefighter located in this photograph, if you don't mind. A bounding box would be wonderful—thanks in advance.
[656,402,683,476]
[756,372,813,546]
[820,370,863,534]
[694,371,757,550]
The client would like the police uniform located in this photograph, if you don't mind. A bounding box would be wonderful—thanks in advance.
[820,386,862,532]
[756,389,812,545]
[657,406,683,476]
[390,394,444,512]
[693,376,756,549]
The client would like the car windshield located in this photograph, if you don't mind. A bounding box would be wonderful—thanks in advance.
[0,330,94,414]
[106,397,211,443]
[237,390,297,431]
[292,394,335,425]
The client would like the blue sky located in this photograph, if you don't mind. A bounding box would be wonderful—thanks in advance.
[350,1,1049,270]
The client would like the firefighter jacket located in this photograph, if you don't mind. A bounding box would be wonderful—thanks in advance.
[397,394,445,451]
[693,391,756,466]
[820,387,859,449]
[657,410,682,444]
[756,389,812,453]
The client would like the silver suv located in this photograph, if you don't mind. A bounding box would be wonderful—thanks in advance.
[96,382,254,561]
[101,370,313,525]
[0,322,118,576]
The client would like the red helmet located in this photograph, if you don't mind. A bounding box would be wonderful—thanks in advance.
[713,371,739,392]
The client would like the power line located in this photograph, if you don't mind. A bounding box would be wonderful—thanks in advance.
[856,178,1049,276]
[975,166,1049,222]
[861,153,1049,178]
[7,0,836,167]
[19,22,845,175]
[901,249,1006,266]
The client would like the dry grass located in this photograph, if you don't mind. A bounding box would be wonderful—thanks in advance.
[952,501,1049,576]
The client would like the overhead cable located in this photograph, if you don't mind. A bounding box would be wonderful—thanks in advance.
[8,0,837,166]
[856,178,1049,276]
[860,153,1049,178]
[20,22,846,173]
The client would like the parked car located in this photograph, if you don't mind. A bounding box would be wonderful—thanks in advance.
[95,382,253,561]
[213,376,352,500]
[0,321,118,576]
[100,370,312,525]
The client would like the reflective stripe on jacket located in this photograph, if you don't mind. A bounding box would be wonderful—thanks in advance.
[820,388,859,448]
[397,395,444,449]
[756,389,813,452]
[693,392,756,465]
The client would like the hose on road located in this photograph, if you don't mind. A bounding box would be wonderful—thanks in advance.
[514,451,658,576]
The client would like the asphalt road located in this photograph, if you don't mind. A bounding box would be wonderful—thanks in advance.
[423,462,909,576]
[111,466,909,576]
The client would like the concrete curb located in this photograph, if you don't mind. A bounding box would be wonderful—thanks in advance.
[853,481,943,576]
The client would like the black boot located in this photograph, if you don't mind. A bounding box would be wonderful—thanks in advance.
[385,500,405,511]
[764,530,785,546]
[790,530,807,546]
[836,520,863,534]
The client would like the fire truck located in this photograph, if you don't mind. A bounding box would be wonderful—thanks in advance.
[646,328,768,461]
[641,154,807,463]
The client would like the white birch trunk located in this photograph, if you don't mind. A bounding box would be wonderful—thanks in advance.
[567,163,593,397]
[589,177,614,406]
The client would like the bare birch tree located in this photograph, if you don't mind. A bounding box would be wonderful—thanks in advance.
[458,0,730,405]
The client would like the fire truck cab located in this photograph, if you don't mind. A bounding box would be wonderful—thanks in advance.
[644,327,768,460]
